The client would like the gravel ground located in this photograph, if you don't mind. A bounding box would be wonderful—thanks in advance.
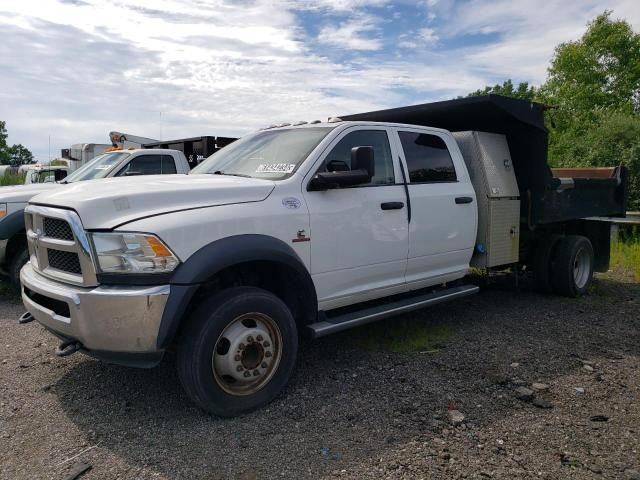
[1,271,639,480]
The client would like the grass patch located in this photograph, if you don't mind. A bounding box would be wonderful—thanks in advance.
[0,172,25,186]
[352,317,455,353]
[611,234,640,281]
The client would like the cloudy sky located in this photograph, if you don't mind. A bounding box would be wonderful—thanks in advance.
[1,0,638,162]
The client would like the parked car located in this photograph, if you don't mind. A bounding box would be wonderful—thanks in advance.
[0,149,190,286]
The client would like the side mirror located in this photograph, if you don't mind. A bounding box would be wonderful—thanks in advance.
[308,146,375,191]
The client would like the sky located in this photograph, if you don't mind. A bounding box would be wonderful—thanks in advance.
[0,0,639,162]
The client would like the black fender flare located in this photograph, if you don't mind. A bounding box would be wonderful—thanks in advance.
[0,208,26,241]
[157,234,317,348]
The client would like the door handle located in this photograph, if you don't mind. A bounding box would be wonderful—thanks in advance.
[381,202,404,210]
[455,197,473,204]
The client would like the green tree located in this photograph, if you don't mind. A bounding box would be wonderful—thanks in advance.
[467,79,537,101]
[9,144,34,165]
[540,12,640,209]
[540,11,640,114]
[50,159,68,166]
[0,121,9,165]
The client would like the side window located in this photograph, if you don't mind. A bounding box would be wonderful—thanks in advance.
[318,130,394,186]
[116,155,163,176]
[398,131,457,183]
[161,155,177,174]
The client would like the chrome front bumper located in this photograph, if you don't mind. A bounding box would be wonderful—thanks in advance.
[21,263,169,360]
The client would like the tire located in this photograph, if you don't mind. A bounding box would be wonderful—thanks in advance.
[8,245,29,291]
[551,235,594,297]
[177,286,298,417]
[532,234,562,293]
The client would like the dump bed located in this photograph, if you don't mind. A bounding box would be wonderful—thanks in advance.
[343,95,628,227]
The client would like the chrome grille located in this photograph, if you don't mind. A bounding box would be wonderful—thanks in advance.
[48,250,82,274]
[44,217,74,241]
[24,205,98,287]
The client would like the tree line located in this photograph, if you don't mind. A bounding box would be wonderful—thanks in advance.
[0,121,34,165]
[468,11,640,210]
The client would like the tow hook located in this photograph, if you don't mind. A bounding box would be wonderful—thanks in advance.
[18,312,34,324]
[55,340,81,357]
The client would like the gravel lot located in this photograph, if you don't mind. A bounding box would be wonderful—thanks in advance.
[1,271,639,480]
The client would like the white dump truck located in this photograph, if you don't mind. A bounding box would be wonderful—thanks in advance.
[18,96,627,416]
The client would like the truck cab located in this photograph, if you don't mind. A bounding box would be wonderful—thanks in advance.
[19,121,481,416]
[0,148,190,286]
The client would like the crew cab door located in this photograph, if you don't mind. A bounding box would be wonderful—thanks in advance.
[303,127,409,309]
[392,128,476,284]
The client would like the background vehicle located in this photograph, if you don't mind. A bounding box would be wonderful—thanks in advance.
[61,143,113,171]
[0,149,190,286]
[18,95,627,416]
[23,165,70,184]
[143,135,237,169]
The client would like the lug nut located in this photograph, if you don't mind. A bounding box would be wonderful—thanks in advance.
[239,343,245,350]
[234,354,241,361]
[261,362,268,368]
[236,365,244,372]
[256,335,263,342]
[244,371,251,378]
[265,351,272,358]
[263,341,270,348]
[253,370,260,376]
[247,336,254,343]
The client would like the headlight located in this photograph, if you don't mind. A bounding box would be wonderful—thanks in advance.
[0,203,7,220]
[90,232,179,274]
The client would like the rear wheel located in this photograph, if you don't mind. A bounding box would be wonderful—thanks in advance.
[177,286,298,416]
[551,235,594,297]
[532,234,562,293]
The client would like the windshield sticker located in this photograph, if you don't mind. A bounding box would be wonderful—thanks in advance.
[282,197,301,209]
[256,163,296,174]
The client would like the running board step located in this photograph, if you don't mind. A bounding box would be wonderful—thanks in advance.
[306,284,479,338]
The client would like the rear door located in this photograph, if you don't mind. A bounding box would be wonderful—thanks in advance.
[393,128,476,284]
[303,126,409,309]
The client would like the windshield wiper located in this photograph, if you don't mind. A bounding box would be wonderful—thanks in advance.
[212,171,252,178]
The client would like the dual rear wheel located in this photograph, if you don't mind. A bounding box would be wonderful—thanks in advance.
[534,234,595,297]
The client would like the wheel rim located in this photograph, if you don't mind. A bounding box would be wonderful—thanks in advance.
[212,312,282,396]
[573,247,591,289]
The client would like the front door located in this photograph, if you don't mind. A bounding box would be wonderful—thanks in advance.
[303,127,409,309]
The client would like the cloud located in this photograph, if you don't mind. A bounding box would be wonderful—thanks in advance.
[0,0,638,162]
[317,14,383,51]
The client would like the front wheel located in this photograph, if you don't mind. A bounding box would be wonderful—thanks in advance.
[9,244,29,290]
[177,287,298,416]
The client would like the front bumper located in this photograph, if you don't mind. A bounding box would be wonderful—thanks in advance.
[20,263,169,367]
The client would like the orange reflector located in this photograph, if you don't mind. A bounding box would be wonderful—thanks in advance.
[144,236,173,257]
[0,211,5,218]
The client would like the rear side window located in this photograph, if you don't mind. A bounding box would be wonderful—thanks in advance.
[116,155,176,176]
[399,132,457,183]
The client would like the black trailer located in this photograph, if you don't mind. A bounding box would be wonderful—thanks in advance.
[344,95,629,294]
[143,135,237,169]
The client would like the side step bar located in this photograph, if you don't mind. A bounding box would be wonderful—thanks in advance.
[306,284,479,339]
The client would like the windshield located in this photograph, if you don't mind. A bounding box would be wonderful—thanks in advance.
[62,152,130,183]
[192,127,334,180]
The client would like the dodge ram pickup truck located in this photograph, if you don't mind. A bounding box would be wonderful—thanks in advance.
[0,149,190,286]
[18,95,627,416]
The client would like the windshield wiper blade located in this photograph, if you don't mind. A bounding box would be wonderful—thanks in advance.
[212,171,252,178]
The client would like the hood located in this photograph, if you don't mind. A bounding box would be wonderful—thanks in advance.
[30,174,276,229]
[0,183,61,203]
